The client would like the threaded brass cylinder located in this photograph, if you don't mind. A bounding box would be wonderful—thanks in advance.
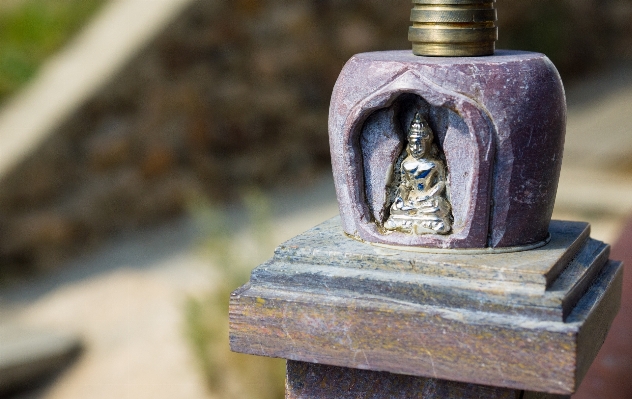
[409,0,498,57]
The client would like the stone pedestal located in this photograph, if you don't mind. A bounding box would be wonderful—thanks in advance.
[286,361,568,399]
[229,49,621,398]
[229,217,622,396]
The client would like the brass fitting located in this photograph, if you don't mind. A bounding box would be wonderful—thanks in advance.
[409,0,498,57]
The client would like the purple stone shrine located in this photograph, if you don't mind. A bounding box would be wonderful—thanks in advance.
[329,50,566,250]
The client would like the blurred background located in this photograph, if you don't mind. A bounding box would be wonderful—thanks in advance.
[0,0,630,398]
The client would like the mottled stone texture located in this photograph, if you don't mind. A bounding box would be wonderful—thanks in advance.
[247,217,609,321]
[329,50,566,249]
[286,361,521,399]
[286,361,569,399]
[229,218,623,395]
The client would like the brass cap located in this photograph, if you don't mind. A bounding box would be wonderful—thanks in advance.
[409,0,498,57]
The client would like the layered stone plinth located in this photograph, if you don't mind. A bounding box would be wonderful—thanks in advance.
[329,50,566,249]
[229,217,622,395]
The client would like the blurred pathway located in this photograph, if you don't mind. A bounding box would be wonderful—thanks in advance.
[0,217,214,399]
[0,176,338,399]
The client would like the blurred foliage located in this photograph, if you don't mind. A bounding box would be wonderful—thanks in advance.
[184,192,285,399]
[497,0,631,82]
[499,3,574,62]
[0,0,629,276]
[0,0,105,104]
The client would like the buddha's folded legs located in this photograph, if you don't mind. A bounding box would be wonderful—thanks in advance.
[384,214,450,234]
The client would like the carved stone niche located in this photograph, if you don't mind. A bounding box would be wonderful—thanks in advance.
[329,50,566,250]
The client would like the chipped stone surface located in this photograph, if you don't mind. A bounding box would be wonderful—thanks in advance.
[229,218,622,394]
[329,50,566,249]
[242,218,610,322]
[272,217,589,289]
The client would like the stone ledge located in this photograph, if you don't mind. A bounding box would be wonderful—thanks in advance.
[230,218,623,394]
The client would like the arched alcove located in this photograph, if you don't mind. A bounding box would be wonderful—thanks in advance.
[360,92,477,239]
[332,67,496,248]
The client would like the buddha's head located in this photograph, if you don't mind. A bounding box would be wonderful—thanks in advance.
[407,112,433,159]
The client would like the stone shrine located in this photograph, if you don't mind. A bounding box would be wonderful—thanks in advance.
[229,1,622,397]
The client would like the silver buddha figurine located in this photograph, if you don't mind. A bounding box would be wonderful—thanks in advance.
[384,112,453,235]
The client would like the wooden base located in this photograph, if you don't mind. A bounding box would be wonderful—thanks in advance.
[286,361,569,399]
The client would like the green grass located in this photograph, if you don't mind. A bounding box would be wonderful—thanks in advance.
[0,0,105,104]
[184,192,286,399]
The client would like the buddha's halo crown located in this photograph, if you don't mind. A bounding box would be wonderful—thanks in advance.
[408,112,429,139]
